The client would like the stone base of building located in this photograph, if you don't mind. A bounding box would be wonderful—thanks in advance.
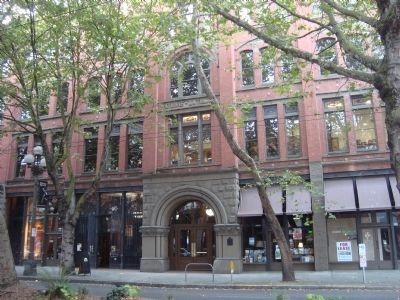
[213,258,243,274]
[140,258,169,272]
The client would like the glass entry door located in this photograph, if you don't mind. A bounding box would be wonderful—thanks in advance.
[361,227,392,269]
[169,200,216,270]
[171,225,213,270]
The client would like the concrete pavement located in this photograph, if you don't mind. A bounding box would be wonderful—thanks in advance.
[16,266,400,290]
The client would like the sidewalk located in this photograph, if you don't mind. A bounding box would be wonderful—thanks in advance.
[16,266,400,290]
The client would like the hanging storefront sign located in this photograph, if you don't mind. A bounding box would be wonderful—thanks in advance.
[336,241,352,261]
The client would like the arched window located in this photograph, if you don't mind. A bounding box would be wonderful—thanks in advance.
[316,38,337,75]
[170,52,210,99]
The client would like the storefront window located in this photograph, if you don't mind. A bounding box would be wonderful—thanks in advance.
[23,198,46,260]
[287,214,314,263]
[242,217,267,264]
[327,213,358,263]
[393,211,400,260]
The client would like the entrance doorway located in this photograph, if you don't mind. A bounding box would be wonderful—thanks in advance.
[169,201,215,270]
[361,227,392,269]
[360,211,393,269]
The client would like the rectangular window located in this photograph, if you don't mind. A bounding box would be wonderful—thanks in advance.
[84,127,98,172]
[285,104,301,156]
[241,50,255,86]
[56,82,69,114]
[264,105,279,158]
[169,112,212,166]
[244,108,258,160]
[280,55,299,82]
[0,98,4,126]
[106,125,120,171]
[15,136,28,177]
[52,132,63,174]
[112,74,123,103]
[129,69,145,97]
[260,47,275,84]
[324,98,348,152]
[127,123,143,169]
[352,95,377,151]
[87,78,101,110]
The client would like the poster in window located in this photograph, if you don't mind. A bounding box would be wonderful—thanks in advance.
[292,228,303,240]
[336,241,353,262]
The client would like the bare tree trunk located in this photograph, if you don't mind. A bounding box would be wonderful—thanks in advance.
[60,221,76,273]
[0,189,17,287]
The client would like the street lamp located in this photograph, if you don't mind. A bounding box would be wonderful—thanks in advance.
[22,145,46,276]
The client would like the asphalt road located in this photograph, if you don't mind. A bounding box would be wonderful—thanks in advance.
[23,280,400,300]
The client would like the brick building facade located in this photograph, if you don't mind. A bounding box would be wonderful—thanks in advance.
[1,30,400,273]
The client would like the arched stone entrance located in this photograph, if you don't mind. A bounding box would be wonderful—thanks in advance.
[140,172,243,273]
[169,200,215,270]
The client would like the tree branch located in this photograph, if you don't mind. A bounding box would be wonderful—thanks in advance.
[212,4,376,84]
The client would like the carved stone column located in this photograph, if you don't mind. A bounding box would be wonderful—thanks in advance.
[140,226,170,272]
[213,224,242,273]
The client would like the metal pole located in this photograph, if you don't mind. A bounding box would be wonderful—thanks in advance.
[362,267,366,284]
[23,157,39,276]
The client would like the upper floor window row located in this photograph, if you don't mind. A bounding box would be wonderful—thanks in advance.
[324,95,379,154]
[240,49,299,87]
[170,52,210,99]
[243,103,301,161]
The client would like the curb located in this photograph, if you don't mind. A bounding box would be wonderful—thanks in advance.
[18,276,397,291]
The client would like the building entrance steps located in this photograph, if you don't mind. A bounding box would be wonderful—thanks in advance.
[16,266,400,290]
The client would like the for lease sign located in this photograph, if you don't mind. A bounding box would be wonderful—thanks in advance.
[336,241,352,262]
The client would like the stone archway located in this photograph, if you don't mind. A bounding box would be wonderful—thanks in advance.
[140,172,243,273]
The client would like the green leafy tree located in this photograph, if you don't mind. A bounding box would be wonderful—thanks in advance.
[0,0,171,271]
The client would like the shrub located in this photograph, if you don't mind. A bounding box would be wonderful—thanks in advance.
[106,285,140,300]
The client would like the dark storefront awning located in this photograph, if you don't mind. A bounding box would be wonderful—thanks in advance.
[324,179,356,212]
[356,177,392,210]
[238,186,283,216]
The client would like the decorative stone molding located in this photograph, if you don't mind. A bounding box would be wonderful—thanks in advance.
[163,97,211,111]
[140,226,169,236]
[214,224,241,235]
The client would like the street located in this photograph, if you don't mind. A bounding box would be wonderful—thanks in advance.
[23,280,400,300]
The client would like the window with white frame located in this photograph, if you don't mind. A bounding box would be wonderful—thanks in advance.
[169,112,212,166]
[280,54,299,82]
[324,98,348,152]
[170,52,209,98]
[351,95,377,151]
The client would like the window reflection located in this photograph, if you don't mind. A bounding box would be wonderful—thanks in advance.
[264,105,279,158]
[324,98,348,152]
[169,112,212,166]
[352,96,377,151]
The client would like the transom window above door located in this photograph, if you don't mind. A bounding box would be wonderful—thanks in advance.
[170,52,210,99]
